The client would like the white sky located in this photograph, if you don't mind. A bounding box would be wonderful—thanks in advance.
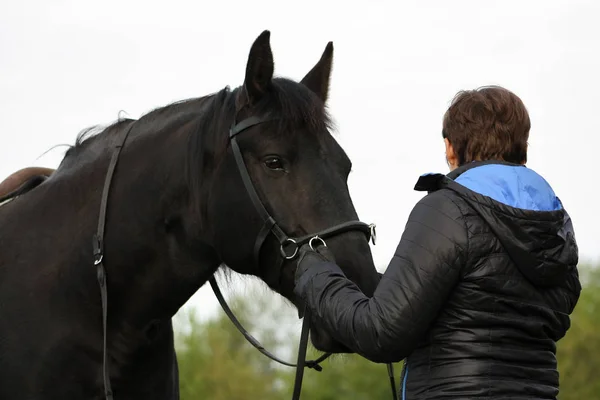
[2,0,599,328]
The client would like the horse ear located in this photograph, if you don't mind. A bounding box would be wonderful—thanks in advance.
[241,30,274,107]
[300,42,334,103]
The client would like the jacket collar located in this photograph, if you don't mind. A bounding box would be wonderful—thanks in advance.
[446,160,524,180]
[415,160,524,193]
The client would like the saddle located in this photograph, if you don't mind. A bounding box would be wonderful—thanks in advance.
[0,167,55,205]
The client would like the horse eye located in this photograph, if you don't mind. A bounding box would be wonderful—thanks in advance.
[264,157,284,171]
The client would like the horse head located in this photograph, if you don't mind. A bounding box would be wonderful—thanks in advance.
[199,31,380,353]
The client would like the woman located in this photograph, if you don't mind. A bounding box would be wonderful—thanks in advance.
[294,86,581,399]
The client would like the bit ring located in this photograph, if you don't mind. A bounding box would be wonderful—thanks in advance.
[308,236,327,251]
[281,238,299,259]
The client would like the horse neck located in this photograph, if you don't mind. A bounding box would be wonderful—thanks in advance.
[36,118,221,336]
[99,121,222,326]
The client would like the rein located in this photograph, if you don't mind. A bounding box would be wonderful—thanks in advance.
[91,114,398,400]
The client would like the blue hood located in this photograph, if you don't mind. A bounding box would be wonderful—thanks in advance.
[418,161,578,288]
[453,163,562,212]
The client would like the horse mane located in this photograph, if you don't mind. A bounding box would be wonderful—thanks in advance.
[64,96,212,159]
[65,76,333,157]
[54,77,335,286]
[59,76,333,227]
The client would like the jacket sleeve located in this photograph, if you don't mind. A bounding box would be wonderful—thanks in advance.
[294,190,469,363]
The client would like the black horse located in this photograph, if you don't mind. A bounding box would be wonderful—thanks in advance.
[0,31,380,399]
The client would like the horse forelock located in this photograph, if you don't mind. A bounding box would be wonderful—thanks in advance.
[183,78,334,226]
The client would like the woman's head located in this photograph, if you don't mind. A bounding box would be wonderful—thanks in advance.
[442,85,530,170]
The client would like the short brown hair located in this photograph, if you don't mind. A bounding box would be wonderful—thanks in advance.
[442,85,530,165]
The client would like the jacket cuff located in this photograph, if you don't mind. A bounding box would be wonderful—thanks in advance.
[294,260,344,299]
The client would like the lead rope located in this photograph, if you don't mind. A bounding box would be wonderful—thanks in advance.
[291,308,397,400]
[93,121,135,400]
[388,363,398,400]
[291,306,312,400]
[209,276,330,370]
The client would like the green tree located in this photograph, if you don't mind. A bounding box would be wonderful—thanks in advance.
[557,264,600,400]
[174,264,600,399]
[175,281,403,399]
[281,348,402,400]
[174,285,288,400]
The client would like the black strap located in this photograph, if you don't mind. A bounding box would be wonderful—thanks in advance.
[209,276,330,369]
[229,115,274,138]
[291,306,312,400]
[93,121,135,400]
[294,220,376,247]
[229,136,274,225]
[253,218,276,264]
[229,117,290,271]
[387,363,398,400]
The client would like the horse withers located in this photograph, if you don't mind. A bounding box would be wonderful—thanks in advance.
[0,31,380,399]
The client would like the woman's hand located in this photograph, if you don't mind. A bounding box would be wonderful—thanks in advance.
[295,241,336,284]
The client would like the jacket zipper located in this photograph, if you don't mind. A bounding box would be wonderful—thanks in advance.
[400,358,409,400]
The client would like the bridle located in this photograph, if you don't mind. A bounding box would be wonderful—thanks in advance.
[92,115,398,400]
[210,114,398,400]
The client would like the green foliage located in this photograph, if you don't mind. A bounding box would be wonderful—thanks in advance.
[174,265,600,399]
[557,265,600,400]
[282,348,402,400]
[174,281,401,399]
[175,290,287,400]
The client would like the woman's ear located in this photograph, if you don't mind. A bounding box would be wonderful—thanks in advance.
[444,138,459,170]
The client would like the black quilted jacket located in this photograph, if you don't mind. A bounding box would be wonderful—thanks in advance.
[294,161,581,399]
